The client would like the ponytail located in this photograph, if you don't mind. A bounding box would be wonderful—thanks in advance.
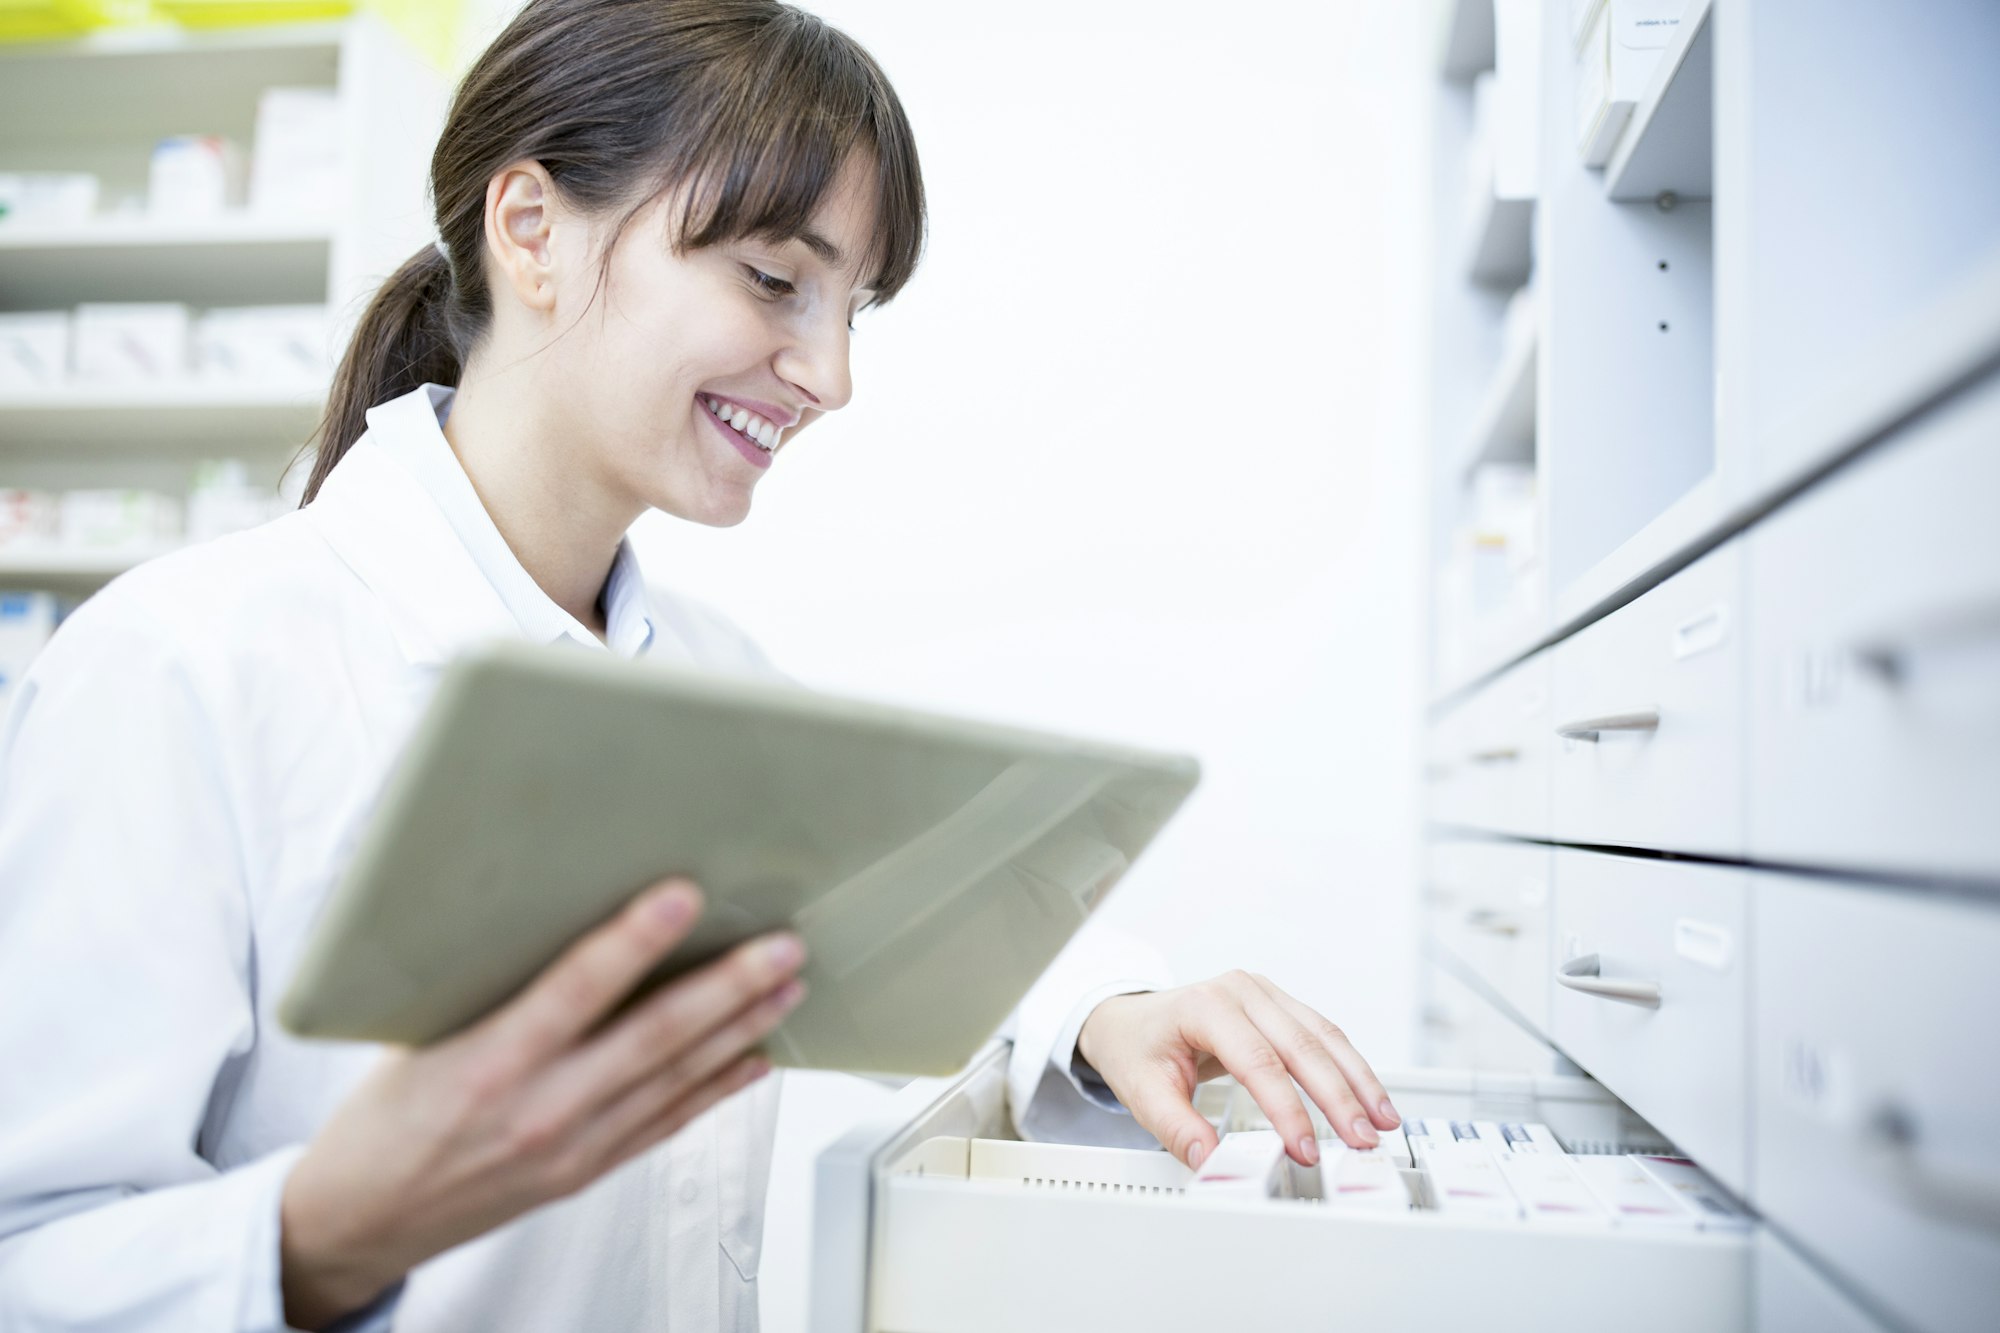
[297,240,463,504]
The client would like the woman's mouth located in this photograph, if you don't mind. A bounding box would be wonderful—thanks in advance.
[700,394,777,470]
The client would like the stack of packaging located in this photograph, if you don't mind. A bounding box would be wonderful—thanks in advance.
[0,303,331,391]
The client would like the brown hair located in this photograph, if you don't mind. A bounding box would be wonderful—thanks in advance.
[298,0,925,504]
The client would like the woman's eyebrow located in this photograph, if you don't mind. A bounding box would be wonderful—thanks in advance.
[789,228,850,274]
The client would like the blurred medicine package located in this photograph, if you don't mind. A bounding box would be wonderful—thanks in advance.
[57,489,182,551]
[148,135,247,219]
[0,172,99,227]
[0,592,69,713]
[72,304,191,384]
[193,305,332,384]
[0,491,59,551]
[187,459,285,543]
[0,312,70,389]
[250,87,342,216]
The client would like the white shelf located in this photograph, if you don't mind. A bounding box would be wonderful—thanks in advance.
[0,215,334,309]
[1437,0,1497,81]
[1604,0,1714,202]
[0,544,174,592]
[0,382,325,449]
[1463,186,1535,289]
[1454,321,1537,482]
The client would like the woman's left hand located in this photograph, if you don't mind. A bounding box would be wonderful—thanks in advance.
[1074,971,1399,1171]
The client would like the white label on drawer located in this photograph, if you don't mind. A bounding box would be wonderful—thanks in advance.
[1671,603,1729,660]
[1778,1035,1855,1122]
[1672,917,1731,970]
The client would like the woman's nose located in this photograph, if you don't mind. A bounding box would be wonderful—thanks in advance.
[776,315,854,416]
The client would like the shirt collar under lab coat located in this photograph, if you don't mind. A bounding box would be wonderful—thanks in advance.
[304,382,657,666]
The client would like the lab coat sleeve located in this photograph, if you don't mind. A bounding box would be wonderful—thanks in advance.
[995,917,1177,1149]
[0,587,394,1332]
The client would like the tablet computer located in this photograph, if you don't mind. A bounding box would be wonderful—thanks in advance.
[277,640,1200,1075]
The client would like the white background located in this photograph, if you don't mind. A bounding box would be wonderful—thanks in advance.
[453,0,1439,1322]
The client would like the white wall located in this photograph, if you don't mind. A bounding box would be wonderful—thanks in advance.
[618,2,1436,1326]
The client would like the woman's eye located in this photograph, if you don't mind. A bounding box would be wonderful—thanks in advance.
[746,266,796,297]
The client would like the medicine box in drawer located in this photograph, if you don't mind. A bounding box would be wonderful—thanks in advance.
[1551,539,1743,855]
[1747,367,2000,885]
[1551,849,1749,1193]
[1753,875,2000,1333]
[812,1045,1750,1333]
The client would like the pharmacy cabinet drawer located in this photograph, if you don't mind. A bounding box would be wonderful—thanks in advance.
[1747,369,2000,883]
[1753,876,2000,1333]
[1424,836,1552,1034]
[812,1045,1750,1333]
[1456,651,1554,838]
[1551,541,1743,855]
[1421,953,1567,1076]
[1753,1231,1891,1333]
[1551,850,1749,1192]
[1424,693,1478,828]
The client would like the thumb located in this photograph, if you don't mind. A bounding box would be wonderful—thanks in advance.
[1123,1073,1219,1171]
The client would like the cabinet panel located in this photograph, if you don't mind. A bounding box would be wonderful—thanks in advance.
[1551,849,1749,1192]
[1754,1231,1890,1333]
[1550,541,1743,854]
[1747,369,2000,885]
[1425,836,1553,1034]
[1753,876,2000,1333]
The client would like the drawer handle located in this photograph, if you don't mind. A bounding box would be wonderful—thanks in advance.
[1466,746,1521,765]
[1465,907,1520,937]
[1554,708,1661,742]
[1556,953,1661,1007]
[1863,1103,2000,1235]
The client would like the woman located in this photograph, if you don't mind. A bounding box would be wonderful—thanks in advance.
[0,2,1399,1328]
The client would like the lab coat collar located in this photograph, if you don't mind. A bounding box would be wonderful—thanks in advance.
[304,383,656,666]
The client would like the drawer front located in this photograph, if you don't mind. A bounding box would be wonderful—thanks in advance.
[1753,876,2000,1333]
[1747,369,2000,884]
[1551,849,1749,1191]
[1754,1232,1891,1333]
[1458,651,1554,838]
[1425,837,1553,1034]
[1551,541,1744,854]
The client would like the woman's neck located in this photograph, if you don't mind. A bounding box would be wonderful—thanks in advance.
[438,371,642,641]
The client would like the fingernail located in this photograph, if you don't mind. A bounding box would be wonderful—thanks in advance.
[1297,1134,1320,1167]
[772,979,807,1009]
[763,934,804,969]
[1187,1142,1206,1171]
[646,884,693,926]
[1379,1099,1401,1127]
[742,1056,771,1081]
[1351,1116,1379,1147]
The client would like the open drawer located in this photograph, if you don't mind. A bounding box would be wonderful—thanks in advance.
[811,1043,1754,1333]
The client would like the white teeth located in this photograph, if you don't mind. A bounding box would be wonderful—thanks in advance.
[704,396,778,452]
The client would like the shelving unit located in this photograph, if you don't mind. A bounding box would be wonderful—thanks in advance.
[0,15,445,602]
[1421,3,2000,1330]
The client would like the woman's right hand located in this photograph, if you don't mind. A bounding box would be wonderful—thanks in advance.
[278,877,804,1329]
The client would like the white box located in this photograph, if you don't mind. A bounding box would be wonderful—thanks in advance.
[250,87,343,217]
[1575,0,1688,166]
[0,312,69,389]
[1572,1153,1703,1228]
[1631,1154,1752,1232]
[193,304,333,384]
[0,592,64,708]
[1319,1144,1411,1212]
[1499,1152,1613,1225]
[73,304,191,384]
[1187,1129,1290,1200]
[1497,1121,1566,1154]
[0,172,99,227]
[0,490,59,551]
[1424,1142,1524,1218]
[148,135,247,219]
[57,490,182,550]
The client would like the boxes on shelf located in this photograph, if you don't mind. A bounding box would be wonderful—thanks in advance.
[0,491,59,551]
[1574,0,1690,167]
[56,490,181,552]
[187,459,284,543]
[192,305,332,384]
[148,135,247,220]
[250,87,343,217]
[72,304,191,385]
[0,591,68,712]
[0,172,99,227]
[0,313,69,390]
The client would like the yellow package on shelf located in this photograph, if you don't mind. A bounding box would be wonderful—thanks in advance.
[149,0,355,26]
[0,0,130,41]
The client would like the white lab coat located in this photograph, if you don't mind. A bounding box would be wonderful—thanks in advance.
[0,383,1173,1331]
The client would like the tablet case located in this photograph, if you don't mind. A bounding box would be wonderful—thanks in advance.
[277,640,1200,1075]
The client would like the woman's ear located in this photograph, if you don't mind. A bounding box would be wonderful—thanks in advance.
[483,160,562,315]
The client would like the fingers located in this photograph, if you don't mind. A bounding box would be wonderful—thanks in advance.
[600,1051,774,1176]
[475,879,706,1070]
[1222,974,1377,1153]
[550,927,805,1115]
[1117,1056,1219,1172]
[1186,983,1322,1166]
[1253,975,1399,1134]
[573,976,803,1164]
